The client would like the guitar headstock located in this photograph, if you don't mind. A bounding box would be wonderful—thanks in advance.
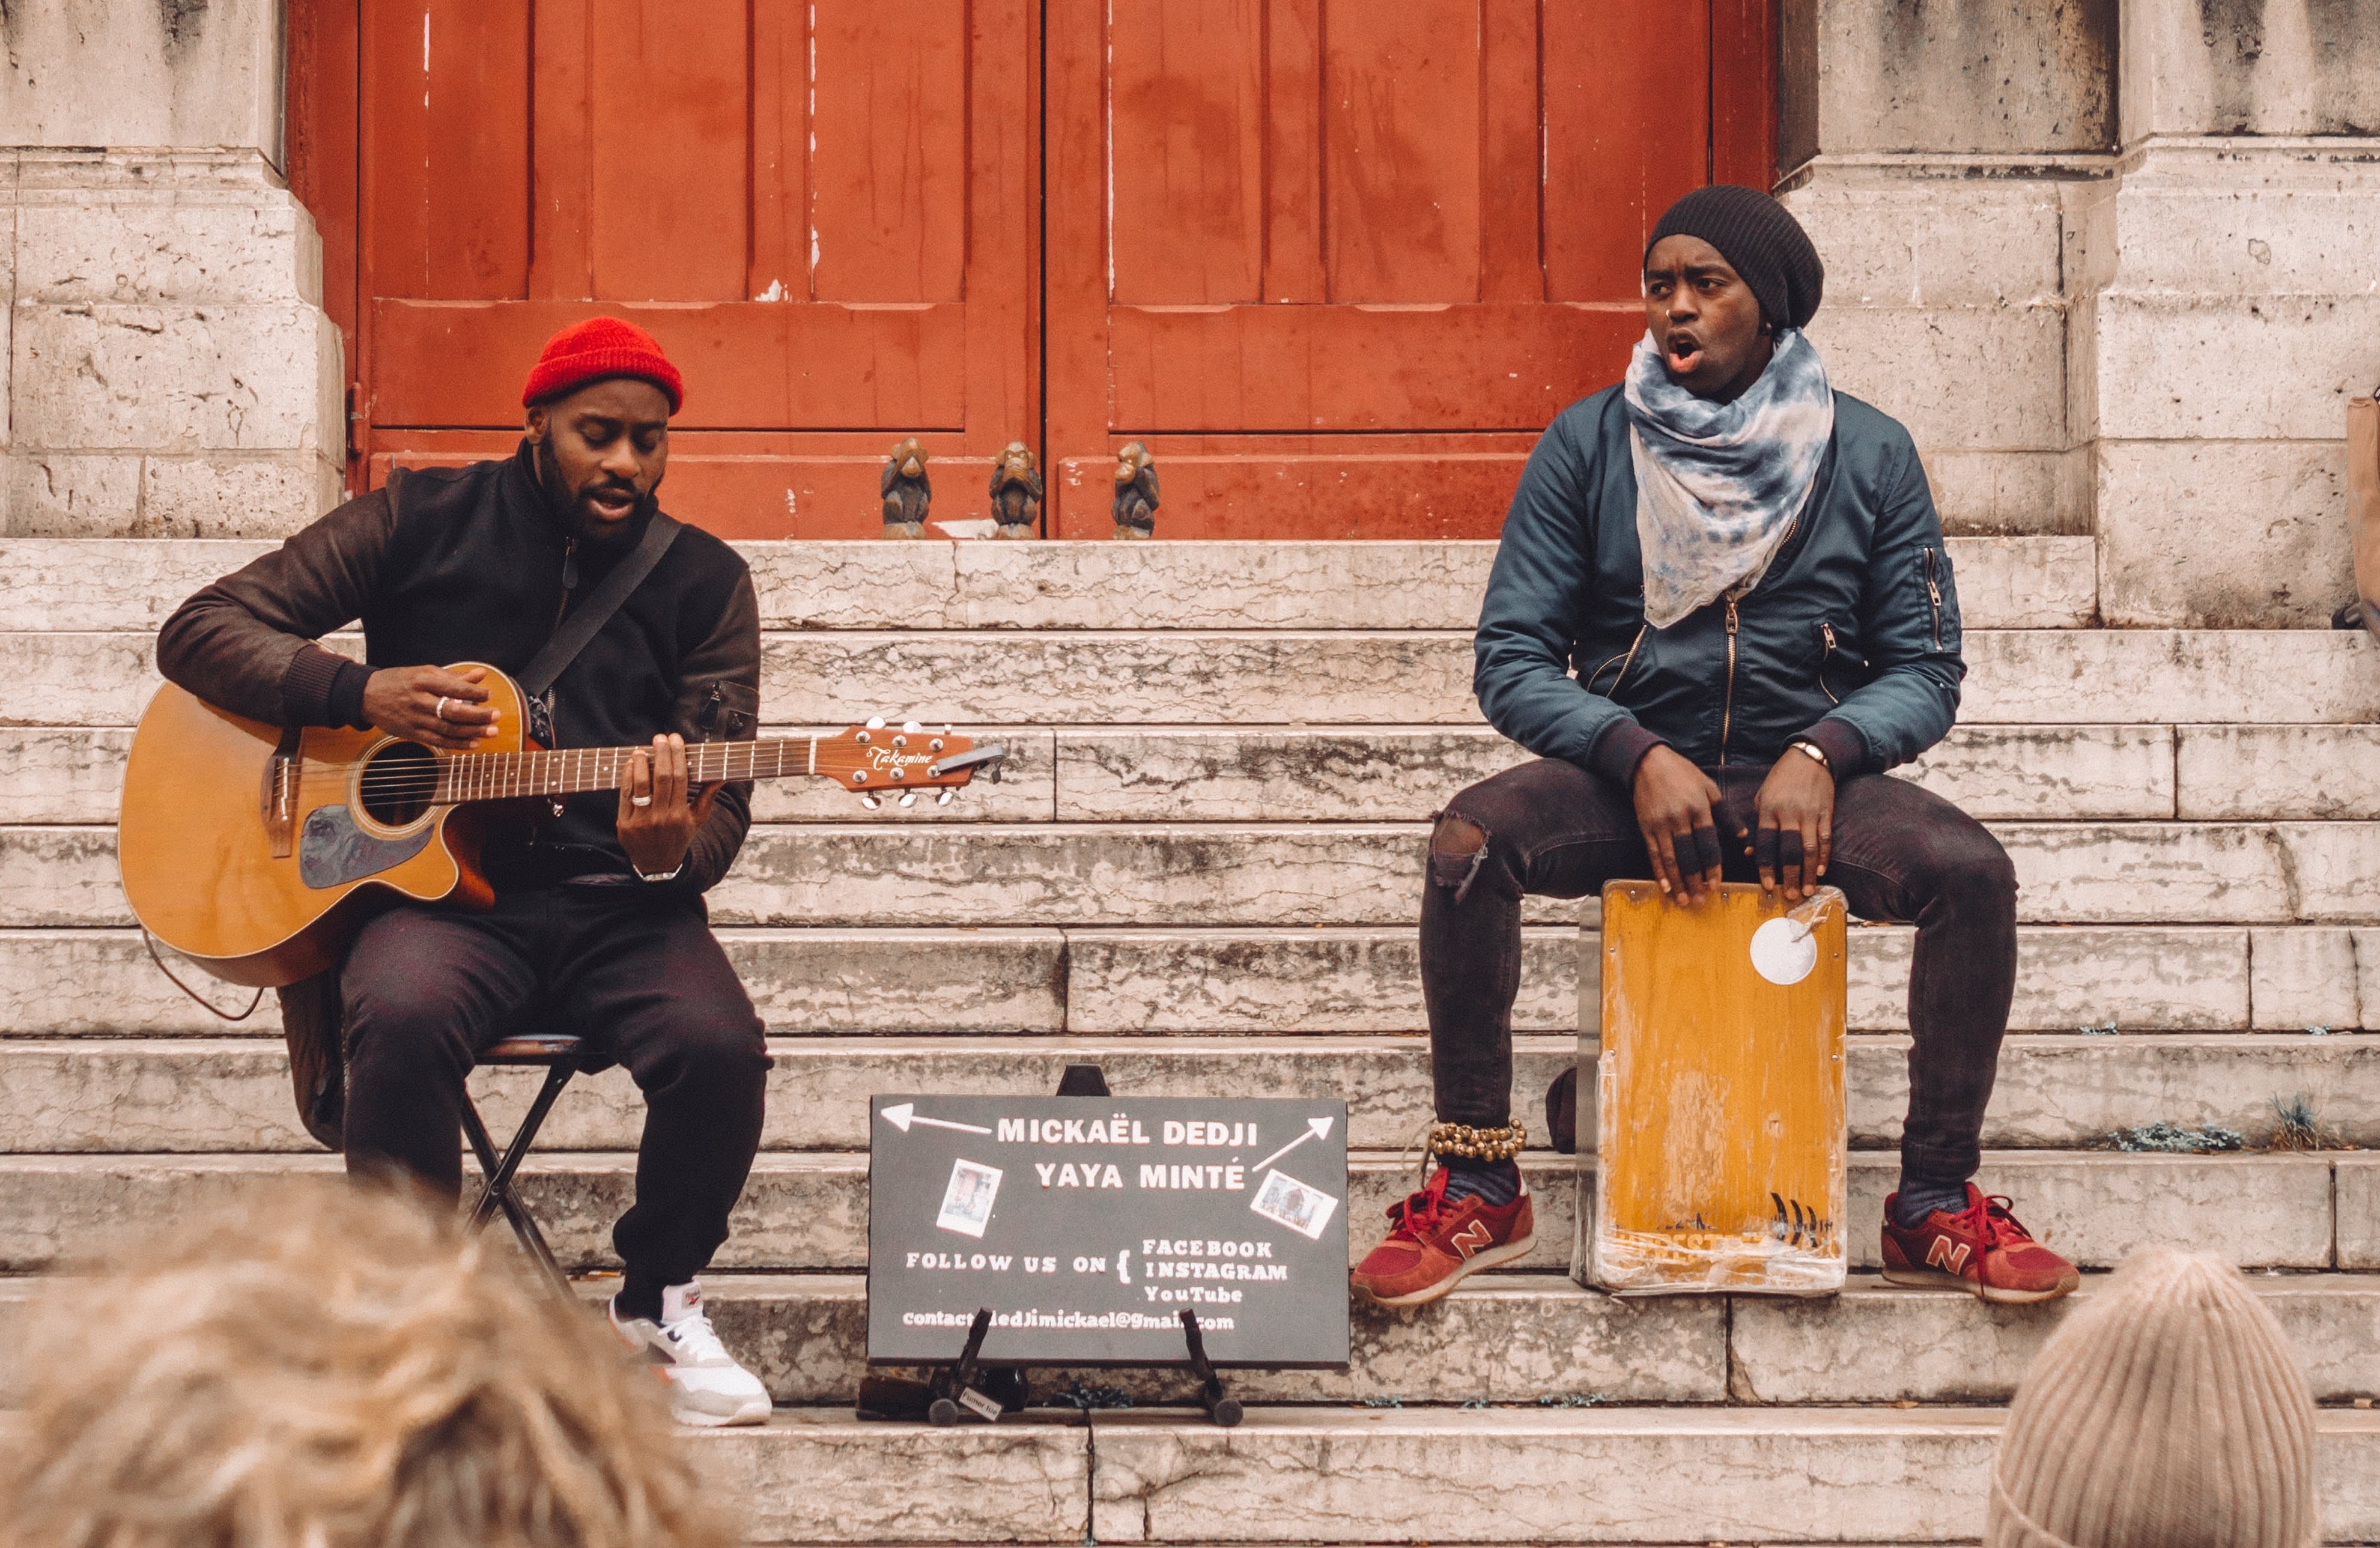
[816,717,1006,809]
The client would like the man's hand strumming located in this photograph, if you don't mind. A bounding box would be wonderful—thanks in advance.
[1747,748,1833,900]
[1632,745,1723,900]
[363,665,500,751]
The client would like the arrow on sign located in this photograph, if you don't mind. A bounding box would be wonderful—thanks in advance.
[879,1102,994,1136]
[1250,1115,1335,1175]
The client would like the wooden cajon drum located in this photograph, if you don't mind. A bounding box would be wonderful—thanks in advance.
[1583,881,1849,1295]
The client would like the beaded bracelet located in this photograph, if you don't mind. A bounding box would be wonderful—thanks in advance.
[1426,1119,1527,1163]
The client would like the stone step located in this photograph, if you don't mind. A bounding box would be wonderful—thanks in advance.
[1070,1407,2380,1545]
[8,1034,2376,1155]
[0,535,2095,634]
[0,1150,2368,1273]
[1,1267,2368,1410]
[20,821,2380,928]
[20,923,2367,1037]
[14,630,2380,732]
[2,721,2224,825]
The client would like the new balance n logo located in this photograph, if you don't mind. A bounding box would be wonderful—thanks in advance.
[1450,1221,1493,1259]
[1926,1237,1973,1275]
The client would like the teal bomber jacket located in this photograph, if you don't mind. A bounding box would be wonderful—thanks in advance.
[1474,384,1964,785]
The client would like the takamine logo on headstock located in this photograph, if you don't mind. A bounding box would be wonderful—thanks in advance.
[821,715,1006,810]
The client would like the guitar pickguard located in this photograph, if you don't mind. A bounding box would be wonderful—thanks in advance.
[299,804,434,890]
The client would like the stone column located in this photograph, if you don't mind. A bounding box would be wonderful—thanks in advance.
[0,0,342,536]
[1774,0,2118,538]
[2091,0,2380,626]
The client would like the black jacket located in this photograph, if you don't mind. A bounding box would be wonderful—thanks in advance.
[156,443,762,893]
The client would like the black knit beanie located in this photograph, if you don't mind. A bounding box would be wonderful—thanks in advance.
[1645,184,1825,332]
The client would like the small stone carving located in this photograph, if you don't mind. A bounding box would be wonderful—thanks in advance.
[988,441,1043,539]
[1112,442,1159,539]
[882,438,931,538]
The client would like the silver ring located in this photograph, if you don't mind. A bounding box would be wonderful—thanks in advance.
[435,696,451,721]
[630,795,654,808]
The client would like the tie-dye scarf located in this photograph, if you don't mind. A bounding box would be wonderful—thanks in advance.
[1623,328,1836,628]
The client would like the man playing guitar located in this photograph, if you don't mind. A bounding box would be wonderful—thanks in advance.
[156,319,774,1425]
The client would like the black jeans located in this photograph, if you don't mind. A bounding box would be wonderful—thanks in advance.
[340,884,770,1287]
[1421,760,2018,1186]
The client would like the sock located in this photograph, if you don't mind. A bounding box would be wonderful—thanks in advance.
[1892,1176,1972,1229]
[1438,1156,1521,1209]
[614,1275,667,1323]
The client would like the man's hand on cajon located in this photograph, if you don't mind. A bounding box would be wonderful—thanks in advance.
[1631,746,1725,900]
[1747,751,1833,901]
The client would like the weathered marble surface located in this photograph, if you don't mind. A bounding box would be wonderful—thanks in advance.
[0,1149,2343,1274]
[690,1410,1090,1544]
[1732,1274,2380,1406]
[2339,1156,2380,1270]
[23,625,2376,731]
[26,819,2380,930]
[0,535,2090,633]
[1086,1406,2003,1543]
[2182,726,2380,820]
[16,1031,2376,1156]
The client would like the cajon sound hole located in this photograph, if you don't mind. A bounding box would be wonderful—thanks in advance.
[357,742,437,828]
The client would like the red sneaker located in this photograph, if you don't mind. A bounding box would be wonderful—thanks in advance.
[1349,1168,1535,1308]
[1880,1185,2080,1304]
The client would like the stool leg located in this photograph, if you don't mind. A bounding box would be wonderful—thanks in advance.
[463,1066,578,1296]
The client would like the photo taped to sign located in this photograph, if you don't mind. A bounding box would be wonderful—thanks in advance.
[936,1159,1002,1239]
[1250,1169,1340,1240]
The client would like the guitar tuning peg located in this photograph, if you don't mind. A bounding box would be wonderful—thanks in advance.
[866,715,887,730]
[899,791,918,807]
[902,720,923,735]
[937,789,956,806]
[860,794,881,810]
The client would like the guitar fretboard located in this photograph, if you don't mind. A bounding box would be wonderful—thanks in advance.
[429,738,817,804]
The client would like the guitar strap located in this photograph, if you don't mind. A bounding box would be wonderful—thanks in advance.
[518,510,685,714]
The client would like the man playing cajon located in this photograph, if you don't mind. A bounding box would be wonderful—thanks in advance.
[1350,187,2080,1309]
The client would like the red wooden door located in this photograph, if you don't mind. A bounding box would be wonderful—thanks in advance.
[322,0,1037,538]
[292,0,1765,539]
[1044,0,1772,536]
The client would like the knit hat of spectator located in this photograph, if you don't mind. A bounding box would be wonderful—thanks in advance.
[521,317,684,415]
[1987,1248,2319,1548]
[1644,184,1825,332]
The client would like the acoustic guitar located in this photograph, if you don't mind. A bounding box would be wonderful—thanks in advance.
[118,661,1006,989]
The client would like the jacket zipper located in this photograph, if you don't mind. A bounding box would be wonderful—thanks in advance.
[1922,547,1944,651]
[1720,599,1740,764]
[1818,621,1841,705]
[1586,625,1648,697]
[553,536,579,630]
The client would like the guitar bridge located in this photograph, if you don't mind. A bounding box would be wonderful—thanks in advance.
[261,726,302,858]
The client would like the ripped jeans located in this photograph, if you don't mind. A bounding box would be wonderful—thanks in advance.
[1421,759,2018,1188]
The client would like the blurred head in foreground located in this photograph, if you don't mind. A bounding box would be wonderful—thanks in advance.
[1988,1248,2318,1548]
[0,1182,736,1548]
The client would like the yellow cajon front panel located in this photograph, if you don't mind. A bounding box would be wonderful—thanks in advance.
[1592,881,1848,1295]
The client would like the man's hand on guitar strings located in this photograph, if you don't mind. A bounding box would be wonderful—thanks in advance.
[618,733,717,878]
[363,665,500,751]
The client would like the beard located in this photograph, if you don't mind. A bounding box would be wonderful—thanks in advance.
[534,436,656,544]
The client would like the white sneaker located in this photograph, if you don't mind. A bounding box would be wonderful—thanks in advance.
[609,1282,771,1427]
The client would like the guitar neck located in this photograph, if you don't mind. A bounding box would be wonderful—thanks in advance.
[430,738,822,804]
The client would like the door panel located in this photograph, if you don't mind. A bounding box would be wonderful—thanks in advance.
[350,0,1038,537]
[1051,0,1765,537]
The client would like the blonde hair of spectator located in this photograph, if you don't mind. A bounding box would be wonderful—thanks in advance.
[1988,1246,2318,1548]
[0,1179,738,1548]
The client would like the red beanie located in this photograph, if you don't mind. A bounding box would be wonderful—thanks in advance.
[521,317,684,414]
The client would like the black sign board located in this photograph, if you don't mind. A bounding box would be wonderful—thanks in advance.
[866,1095,1350,1368]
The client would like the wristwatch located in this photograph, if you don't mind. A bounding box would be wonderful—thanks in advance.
[1787,739,1830,771]
[633,861,684,884]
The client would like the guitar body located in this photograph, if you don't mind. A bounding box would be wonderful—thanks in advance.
[118,663,527,987]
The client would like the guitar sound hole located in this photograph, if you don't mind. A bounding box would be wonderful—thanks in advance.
[357,741,438,828]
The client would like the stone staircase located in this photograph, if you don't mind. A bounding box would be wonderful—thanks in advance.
[4,534,2379,1541]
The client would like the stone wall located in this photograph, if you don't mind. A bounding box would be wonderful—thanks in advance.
[1782,0,2380,625]
[0,1,341,538]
